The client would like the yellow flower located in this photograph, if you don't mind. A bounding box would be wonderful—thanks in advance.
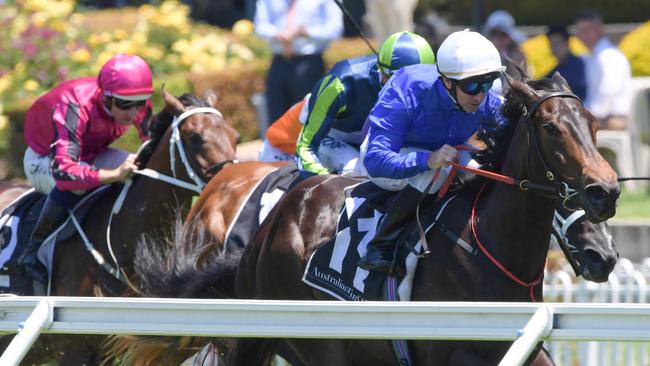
[24,79,40,92]
[94,52,114,73]
[32,12,48,28]
[0,75,13,94]
[114,29,128,41]
[15,63,26,73]
[71,48,92,63]
[51,19,67,33]
[70,13,85,27]
[232,19,254,38]
[88,33,101,47]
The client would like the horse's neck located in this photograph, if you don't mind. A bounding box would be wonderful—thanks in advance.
[476,125,556,280]
[128,137,194,219]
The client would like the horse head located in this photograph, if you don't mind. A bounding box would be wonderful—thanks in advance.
[138,88,239,192]
[553,202,618,282]
[505,73,620,223]
[161,88,239,183]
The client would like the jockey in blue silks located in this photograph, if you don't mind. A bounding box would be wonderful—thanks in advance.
[358,30,508,273]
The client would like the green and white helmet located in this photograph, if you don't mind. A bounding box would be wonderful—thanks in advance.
[377,31,436,75]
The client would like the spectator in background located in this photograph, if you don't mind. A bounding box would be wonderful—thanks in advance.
[575,10,632,130]
[482,10,528,71]
[363,0,418,43]
[254,0,343,124]
[414,11,451,53]
[545,25,587,100]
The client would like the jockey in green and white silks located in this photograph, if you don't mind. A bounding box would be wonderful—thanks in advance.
[295,31,435,175]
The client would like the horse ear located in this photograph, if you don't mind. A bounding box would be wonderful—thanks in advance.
[551,72,572,93]
[161,85,186,115]
[204,89,219,108]
[511,79,541,102]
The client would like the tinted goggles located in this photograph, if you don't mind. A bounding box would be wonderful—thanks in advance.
[456,73,501,96]
[113,98,147,110]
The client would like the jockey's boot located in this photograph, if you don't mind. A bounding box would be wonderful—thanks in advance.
[17,197,68,284]
[358,185,422,275]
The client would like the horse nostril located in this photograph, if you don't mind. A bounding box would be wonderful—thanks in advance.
[584,184,608,203]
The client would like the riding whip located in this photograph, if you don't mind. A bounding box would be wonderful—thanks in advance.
[331,0,378,55]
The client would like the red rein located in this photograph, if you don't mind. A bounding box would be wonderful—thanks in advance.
[434,146,543,301]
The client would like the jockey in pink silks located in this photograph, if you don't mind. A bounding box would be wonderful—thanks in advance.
[14,54,154,289]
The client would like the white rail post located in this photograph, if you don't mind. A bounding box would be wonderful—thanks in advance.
[0,299,53,366]
[499,305,553,366]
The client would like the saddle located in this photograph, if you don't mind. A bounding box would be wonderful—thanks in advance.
[302,181,457,300]
[223,162,312,254]
[0,186,110,295]
[302,181,476,366]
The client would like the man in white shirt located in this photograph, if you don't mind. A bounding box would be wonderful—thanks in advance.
[575,10,632,130]
[254,0,343,124]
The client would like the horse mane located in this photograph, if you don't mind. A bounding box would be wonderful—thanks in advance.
[134,212,238,299]
[473,77,568,172]
[137,93,211,166]
[448,77,568,194]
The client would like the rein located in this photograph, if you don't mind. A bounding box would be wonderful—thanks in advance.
[423,92,584,300]
[471,183,545,301]
[170,107,230,192]
[96,106,235,289]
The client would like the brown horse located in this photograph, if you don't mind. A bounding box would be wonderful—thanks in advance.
[0,89,239,365]
[220,74,620,365]
[126,79,621,364]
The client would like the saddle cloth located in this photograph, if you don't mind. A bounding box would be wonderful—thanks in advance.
[223,162,312,255]
[302,181,460,302]
[0,186,109,294]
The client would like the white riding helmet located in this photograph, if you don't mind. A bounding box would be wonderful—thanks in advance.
[436,30,506,80]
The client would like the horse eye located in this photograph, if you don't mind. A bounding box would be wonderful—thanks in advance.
[541,123,560,136]
[187,132,203,146]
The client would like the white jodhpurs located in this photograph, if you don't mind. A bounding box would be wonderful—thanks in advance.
[23,148,56,194]
[23,147,132,194]
[258,139,294,162]
[318,136,360,175]
[358,139,479,193]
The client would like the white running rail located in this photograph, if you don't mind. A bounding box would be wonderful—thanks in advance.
[544,257,650,366]
[2,297,650,366]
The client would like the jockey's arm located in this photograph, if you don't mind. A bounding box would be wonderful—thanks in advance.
[296,76,347,175]
[364,81,430,180]
[49,102,103,192]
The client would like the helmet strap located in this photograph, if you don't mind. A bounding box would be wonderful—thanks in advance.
[102,96,114,117]
[441,77,466,112]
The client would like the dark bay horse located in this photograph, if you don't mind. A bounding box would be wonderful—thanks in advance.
[221,74,620,365]
[124,79,621,365]
[0,89,239,365]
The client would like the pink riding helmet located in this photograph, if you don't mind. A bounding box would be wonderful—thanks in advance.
[98,54,153,101]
